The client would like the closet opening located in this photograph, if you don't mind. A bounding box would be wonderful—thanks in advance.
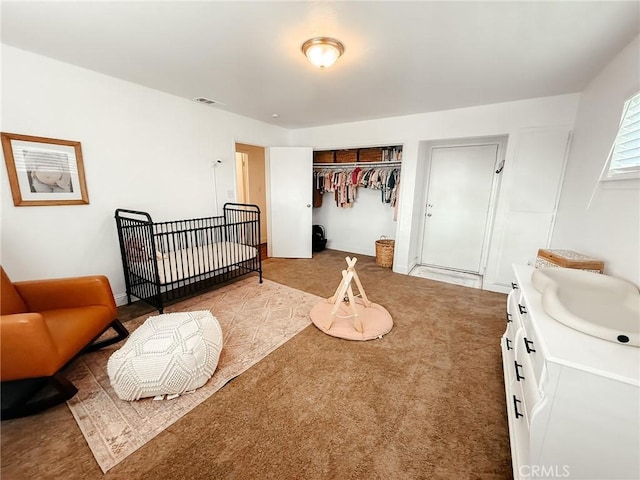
[311,144,403,259]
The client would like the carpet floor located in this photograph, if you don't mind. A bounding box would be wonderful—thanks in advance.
[0,249,512,479]
[66,278,319,473]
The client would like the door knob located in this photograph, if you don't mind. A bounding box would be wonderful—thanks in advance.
[306,204,311,208]
[427,213,432,217]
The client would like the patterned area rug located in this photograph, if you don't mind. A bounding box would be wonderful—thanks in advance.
[65,278,319,473]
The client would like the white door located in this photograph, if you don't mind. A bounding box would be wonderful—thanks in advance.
[420,144,499,273]
[267,147,313,258]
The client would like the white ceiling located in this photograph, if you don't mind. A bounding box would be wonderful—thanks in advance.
[2,1,639,129]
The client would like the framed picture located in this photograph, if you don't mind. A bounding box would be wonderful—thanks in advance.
[1,132,89,206]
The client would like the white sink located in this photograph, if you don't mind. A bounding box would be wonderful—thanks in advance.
[531,267,640,347]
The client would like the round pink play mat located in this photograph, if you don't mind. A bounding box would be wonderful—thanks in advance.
[310,297,393,341]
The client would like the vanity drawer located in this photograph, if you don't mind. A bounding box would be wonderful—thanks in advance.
[506,287,523,335]
[503,286,524,385]
[512,329,542,421]
[518,302,545,386]
[502,335,516,384]
[506,378,532,477]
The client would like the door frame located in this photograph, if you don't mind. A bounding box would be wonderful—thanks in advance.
[418,135,508,275]
[235,151,249,203]
[234,142,268,245]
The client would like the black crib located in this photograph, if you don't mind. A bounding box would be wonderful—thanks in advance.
[115,203,262,313]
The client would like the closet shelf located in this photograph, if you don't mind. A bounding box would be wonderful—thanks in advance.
[313,161,401,169]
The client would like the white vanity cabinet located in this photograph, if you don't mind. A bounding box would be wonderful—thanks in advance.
[502,265,640,480]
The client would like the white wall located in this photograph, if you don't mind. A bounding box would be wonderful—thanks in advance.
[291,94,580,289]
[8,37,632,300]
[0,46,289,302]
[313,187,398,256]
[552,36,640,287]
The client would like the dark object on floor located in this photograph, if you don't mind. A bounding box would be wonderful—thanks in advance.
[313,225,327,252]
[0,267,129,420]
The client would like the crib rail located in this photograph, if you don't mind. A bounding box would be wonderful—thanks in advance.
[115,203,262,312]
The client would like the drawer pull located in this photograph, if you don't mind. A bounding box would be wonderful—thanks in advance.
[506,312,513,323]
[511,282,519,290]
[518,304,527,315]
[524,337,536,353]
[506,337,513,351]
[513,395,524,419]
[514,360,525,381]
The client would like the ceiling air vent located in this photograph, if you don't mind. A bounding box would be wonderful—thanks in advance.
[193,97,226,106]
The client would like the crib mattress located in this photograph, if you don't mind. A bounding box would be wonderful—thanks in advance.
[135,241,258,285]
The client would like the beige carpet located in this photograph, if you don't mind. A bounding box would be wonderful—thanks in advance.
[65,277,320,473]
[1,251,512,480]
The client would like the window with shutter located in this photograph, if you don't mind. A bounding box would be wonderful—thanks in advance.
[601,92,640,181]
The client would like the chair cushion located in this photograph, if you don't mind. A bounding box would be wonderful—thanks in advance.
[107,311,222,401]
[0,267,27,315]
[43,306,116,363]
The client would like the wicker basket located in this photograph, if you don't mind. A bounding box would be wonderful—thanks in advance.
[335,150,359,163]
[375,237,395,268]
[535,249,604,273]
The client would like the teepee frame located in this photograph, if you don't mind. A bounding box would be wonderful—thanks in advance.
[324,257,372,332]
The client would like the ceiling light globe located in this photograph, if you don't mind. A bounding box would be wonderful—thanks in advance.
[302,37,344,69]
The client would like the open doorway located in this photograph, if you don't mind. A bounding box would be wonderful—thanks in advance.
[235,143,268,257]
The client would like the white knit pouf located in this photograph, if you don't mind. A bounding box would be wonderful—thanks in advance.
[107,310,223,401]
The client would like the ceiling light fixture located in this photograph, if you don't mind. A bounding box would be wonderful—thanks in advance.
[301,37,345,69]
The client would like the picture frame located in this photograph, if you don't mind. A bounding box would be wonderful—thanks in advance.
[1,132,89,206]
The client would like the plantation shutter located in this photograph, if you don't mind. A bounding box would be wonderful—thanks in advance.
[608,92,640,176]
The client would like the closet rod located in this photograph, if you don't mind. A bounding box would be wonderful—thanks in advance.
[313,161,401,169]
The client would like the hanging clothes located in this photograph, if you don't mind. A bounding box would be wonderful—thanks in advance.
[313,164,401,209]
[313,171,323,207]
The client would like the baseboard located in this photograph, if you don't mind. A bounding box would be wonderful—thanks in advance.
[392,263,410,275]
[482,282,511,294]
[114,292,129,307]
[410,265,483,289]
[394,256,417,275]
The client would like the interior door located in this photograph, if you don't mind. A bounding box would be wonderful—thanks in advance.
[267,147,313,258]
[420,144,499,273]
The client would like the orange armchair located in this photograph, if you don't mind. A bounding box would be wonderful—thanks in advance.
[1,267,128,419]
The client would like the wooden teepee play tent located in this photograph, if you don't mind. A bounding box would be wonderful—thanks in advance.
[310,257,393,341]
